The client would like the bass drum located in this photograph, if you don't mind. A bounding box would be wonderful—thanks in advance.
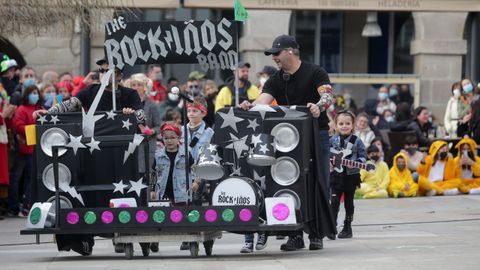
[211,177,264,208]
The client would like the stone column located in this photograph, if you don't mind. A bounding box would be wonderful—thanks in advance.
[239,10,291,83]
[411,12,468,121]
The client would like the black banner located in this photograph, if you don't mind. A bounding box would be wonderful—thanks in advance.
[104,16,238,71]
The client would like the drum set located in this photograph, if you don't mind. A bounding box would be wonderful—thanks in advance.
[192,133,277,207]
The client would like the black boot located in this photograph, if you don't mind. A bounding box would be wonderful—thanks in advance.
[337,215,353,239]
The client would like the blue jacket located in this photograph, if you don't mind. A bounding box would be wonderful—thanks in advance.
[182,121,214,162]
[330,134,367,175]
[154,145,195,203]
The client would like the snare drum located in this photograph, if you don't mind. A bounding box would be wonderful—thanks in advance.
[211,177,264,207]
[192,144,225,180]
[246,133,276,166]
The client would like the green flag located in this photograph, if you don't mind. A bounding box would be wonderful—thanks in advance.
[234,0,249,21]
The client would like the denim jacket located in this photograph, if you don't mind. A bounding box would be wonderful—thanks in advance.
[330,134,367,175]
[182,121,214,162]
[154,145,195,203]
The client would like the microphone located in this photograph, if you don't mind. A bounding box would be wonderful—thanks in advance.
[171,86,194,103]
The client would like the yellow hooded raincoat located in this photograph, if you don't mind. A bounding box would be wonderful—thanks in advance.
[356,160,390,199]
[417,140,460,195]
[388,152,418,197]
[453,138,480,193]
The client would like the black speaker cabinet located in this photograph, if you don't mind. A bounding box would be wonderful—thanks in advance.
[34,123,82,205]
[263,116,313,223]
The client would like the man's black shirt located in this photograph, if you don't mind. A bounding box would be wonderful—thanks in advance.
[262,62,330,129]
[76,84,143,111]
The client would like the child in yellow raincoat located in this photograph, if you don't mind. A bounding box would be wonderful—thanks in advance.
[452,138,480,194]
[388,152,418,197]
[356,145,390,199]
[417,140,461,196]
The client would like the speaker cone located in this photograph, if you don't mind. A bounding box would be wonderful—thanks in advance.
[270,123,299,152]
[271,156,300,186]
[40,127,68,157]
[273,189,301,210]
[42,163,72,192]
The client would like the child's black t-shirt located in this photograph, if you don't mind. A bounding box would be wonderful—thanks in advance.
[164,150,177,200]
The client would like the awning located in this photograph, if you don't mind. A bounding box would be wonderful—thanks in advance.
[184,0,480,12]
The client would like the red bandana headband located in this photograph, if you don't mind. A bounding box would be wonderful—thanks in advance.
[160,123,182,137]
[186,103,207,114]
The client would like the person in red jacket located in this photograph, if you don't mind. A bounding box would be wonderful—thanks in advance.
[8,85,43,216]
[1,87,16,219]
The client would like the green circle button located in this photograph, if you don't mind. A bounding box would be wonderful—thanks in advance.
[153,210,165,223]
[222,209,234,222]
[84,211,97,224]
[29,207,42,225]
[188,210,200,222]
[119,210,131,224]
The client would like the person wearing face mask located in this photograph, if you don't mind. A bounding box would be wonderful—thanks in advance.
[158,86,181,122]
[375,86,396,116]
[10,66,37,106]
[40,83,58,110]
[417,141,461,196]
[444,82,470,138]
[9,85,43,217]
[388,153,418,198]
[452,138,480,194]
[215,61,260,112]
[146,64,168,104]
[461,78,476,104]
[400,135,424,182]
[388,84,400,105]
[355,145,390,199]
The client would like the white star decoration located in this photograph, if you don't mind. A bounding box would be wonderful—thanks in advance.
[250,134,262,148]
[66,134,86,155]
[50,115,59,124]
[127,178,147,197]
[199,155,208,163]
[279,106,307,118]
[230,166,242,176]
[112,180,128,194]
[211,153,221,163]
[106,110,117,120]
[246,118,260,131]
[226,133,249,159]
[253,170,266,190]
[122,119,132,130]
[249,104,276,119]
[217,107,244,133]
[38,115,48,125]
[85,137,101,153]
[259,143,269,154]
[207,144,217,153]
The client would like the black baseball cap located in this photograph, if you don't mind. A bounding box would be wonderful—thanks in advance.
[95,57,122,71]
[264,35,299,56]
[258,65,277,76]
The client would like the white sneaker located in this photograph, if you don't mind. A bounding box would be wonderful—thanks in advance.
[443,188,459,196]
[469,188,480,195]
[425,190,437,196]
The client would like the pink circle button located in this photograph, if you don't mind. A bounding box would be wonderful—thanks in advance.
[136,210,149,223]
[239,208,252,222]
[272,203,290,221]
[66,212,79,225]
[170,210,183,223]
[101,211,114,224]
[204,209,217,223]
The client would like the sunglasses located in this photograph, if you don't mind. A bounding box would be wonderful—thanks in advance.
[188,85,199,89]
[98,68,121,74]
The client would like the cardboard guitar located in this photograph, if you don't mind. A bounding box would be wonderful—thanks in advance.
[330,148,376,173]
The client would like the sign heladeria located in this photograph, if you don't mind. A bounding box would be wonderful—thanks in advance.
[104,16,238,71]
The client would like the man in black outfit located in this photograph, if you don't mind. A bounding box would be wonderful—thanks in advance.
[240,35,336,251]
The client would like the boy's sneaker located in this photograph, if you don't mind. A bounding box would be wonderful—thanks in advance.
[255,233,268,250]
[240,242,253,253]
[469,188,480,195]
[180,242,190,250]
[425,189,437,196]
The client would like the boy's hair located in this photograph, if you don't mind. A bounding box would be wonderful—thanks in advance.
[367,145,380,154]
[404,135,418,145]
[193,96,208,110]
